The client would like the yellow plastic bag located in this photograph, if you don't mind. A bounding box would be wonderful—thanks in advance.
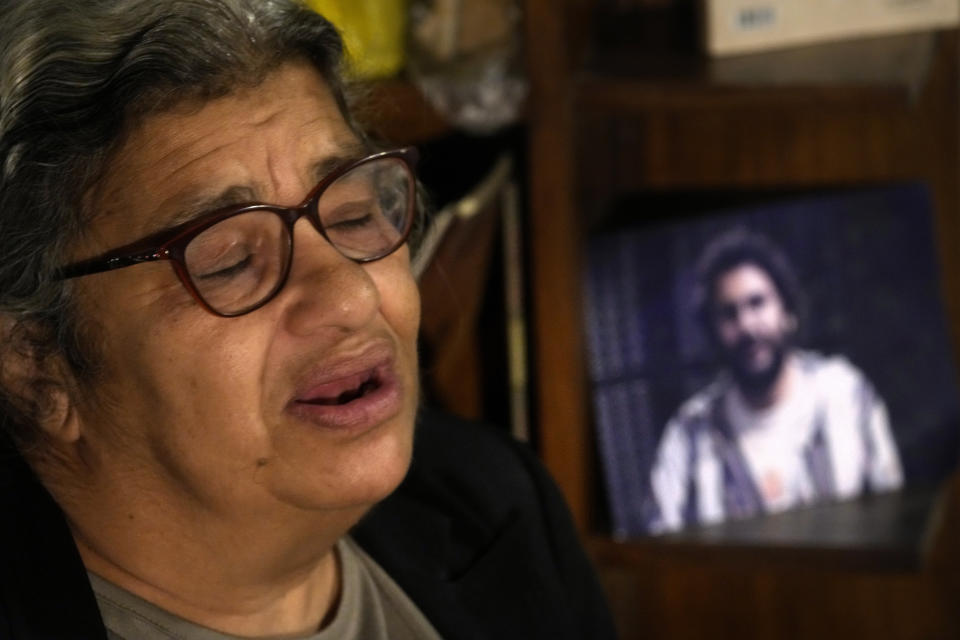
[306,0,407,79]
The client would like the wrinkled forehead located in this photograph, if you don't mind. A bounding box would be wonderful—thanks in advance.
[81,63,364,243]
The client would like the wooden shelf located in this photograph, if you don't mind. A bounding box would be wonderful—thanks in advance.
[576,31,957,191]
[355,76,451,145]
[524,21,960,533]
[576,77,910,111]
[522,2,960,636]
[589,485,942,574]
[585,480,960,639]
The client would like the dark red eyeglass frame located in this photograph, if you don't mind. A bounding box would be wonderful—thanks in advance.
[56,147,419,317]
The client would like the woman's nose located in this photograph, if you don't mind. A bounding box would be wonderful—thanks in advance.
[279,217,380,336]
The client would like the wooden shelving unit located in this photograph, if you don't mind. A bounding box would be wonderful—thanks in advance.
[522,2,960,637]
[357,9,960,636]
[525,1,959,530]
[355,76,451,145]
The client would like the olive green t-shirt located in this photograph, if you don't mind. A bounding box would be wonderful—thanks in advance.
[89,536,443,640]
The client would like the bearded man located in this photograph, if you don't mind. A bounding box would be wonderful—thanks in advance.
[647,229,903,533]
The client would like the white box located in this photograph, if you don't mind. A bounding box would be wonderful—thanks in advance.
[703,0,959,56]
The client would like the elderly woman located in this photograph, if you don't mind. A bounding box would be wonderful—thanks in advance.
[0,1,614,638]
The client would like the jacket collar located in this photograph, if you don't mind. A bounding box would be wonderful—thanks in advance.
[351,441,568,640]
[0,447,108,640]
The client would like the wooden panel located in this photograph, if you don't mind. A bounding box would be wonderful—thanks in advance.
[356,78,451,145]
[577,31,960,347]
[521,0,960,637]
[929,473,960,626]
[417,200,503,419]
[576,34,953,189]
[597,562,951,640]
[524,2,958,535]
[523,0,596,531]
[590,477,960,639]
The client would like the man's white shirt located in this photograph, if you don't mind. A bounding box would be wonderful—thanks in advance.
[648,351,903,533]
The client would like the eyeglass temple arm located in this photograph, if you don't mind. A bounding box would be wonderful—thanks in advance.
[56,252,166,280]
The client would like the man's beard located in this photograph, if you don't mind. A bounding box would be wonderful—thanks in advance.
[724,334,789,399]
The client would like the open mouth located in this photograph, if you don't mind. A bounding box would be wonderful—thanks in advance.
[287,348,403,431]
[298,369,383,407]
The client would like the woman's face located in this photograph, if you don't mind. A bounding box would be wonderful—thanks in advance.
[65,62,421,521]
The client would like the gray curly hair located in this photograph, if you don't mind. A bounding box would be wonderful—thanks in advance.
[0,0,352,450]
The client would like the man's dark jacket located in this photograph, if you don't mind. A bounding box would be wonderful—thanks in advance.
[0,409,617,639]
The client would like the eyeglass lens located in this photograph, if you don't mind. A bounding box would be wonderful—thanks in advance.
[183,156,413,315]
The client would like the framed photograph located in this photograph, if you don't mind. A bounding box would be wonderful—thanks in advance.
[584,183,960,538]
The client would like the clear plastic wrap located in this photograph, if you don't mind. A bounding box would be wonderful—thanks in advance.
[407,0,527,134]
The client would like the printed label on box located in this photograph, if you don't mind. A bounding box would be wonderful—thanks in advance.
[734,5,778,31]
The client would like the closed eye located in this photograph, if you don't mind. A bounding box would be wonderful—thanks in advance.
[747,294,767,309]
[195,254,253,280]
[327,212,375,230]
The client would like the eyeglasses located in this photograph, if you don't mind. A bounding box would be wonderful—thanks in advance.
[57,148,418,317]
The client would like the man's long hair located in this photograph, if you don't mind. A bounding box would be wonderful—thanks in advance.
[693,228,804,344]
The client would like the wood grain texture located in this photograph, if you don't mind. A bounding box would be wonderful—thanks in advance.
[521,0,960,635]
[523,0,597,532]
[355,78,451,146]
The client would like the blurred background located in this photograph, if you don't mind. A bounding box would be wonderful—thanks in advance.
[303,1,960,638]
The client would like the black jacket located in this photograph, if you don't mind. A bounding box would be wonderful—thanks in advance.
[0,409,617,639]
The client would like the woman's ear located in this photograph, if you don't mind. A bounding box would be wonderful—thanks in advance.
[0,315,80,445]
